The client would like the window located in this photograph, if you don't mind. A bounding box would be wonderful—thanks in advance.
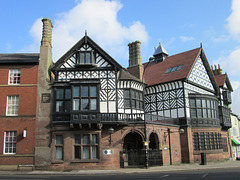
[55,135,63,160]
[55,88,71,112]
[193,132,222,151]
[6,95,19,116]
[165,65,183,74]
[73,85,98,111]
[8,69,21,85]
[77,51,95,64]
[189,97,218,119]
[124,89,143,110]
[4,131,17,154]
[74,134,99,160]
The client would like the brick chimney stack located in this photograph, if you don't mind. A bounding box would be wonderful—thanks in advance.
[128,41,142,67]
[41,18,53,47]
[127,41,144,81]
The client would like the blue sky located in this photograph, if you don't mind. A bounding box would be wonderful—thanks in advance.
[1,0,240,116]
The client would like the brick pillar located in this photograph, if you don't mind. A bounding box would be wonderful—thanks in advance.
[35,18,53,169]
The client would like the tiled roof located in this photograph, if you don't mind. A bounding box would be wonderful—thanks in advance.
[119,69,142,83]
[214,73,233,91]
[0,53,40,64]
[214,74,226,87]
[143,48,201,86]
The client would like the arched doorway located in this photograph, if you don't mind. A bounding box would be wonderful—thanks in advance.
[149,133,159,150]
[122,132,144,166]
[123,132,143,151]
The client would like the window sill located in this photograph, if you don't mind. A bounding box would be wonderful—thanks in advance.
[71,159,100,163]
[52,160,64,164]
[193,149,223,155]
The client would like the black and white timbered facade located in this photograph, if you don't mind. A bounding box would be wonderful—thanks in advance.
[49,33,233,169]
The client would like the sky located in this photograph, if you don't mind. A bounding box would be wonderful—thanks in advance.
[0,0,240,116]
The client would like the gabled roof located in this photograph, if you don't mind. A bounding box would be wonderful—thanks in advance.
[52,35,122,71]
[214,73,233,91]
[143,47,219,93]
[143,48,201,86]
[0,53,39,64]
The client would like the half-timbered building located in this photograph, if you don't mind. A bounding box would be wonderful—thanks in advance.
[0,18,233,170]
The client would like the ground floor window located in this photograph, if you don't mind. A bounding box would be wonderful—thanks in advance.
[74,134,99,160]
[4,131,17,154]
[193,132,222,151]
[55,135,63,160]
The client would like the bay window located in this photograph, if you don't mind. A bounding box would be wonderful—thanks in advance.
[189,96,218,119]
[73,85,98,111]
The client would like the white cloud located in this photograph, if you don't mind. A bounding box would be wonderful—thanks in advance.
[24,0,148,66]
[212,46,240,76]
[231,81,240,115]
[179,36,195,42]
[226,0,240,40]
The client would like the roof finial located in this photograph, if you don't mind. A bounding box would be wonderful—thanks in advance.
[200,42,202,48]
[85,30,87,43]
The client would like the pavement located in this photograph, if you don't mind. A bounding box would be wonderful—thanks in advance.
[1,160,240,175]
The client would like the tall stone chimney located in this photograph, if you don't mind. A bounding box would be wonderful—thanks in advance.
[35,18,53,169]
[41,18,53,47]
[127,41,144,81]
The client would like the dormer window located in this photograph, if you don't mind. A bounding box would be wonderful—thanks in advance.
[76,51,95,66]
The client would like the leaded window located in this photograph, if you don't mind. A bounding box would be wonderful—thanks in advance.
[73,85,98,111]
[74,134,99,160]
[193,132,222,151]
[77,51,95,64]
[189,97,218,119]
[124,89,143,110]
[55,135,63,160]
[55,88,71,112]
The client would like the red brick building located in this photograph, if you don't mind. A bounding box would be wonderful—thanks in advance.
[0,54,39,169]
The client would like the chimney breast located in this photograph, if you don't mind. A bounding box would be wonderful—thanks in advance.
[41,18,53,47]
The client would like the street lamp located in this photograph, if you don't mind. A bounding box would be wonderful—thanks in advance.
[142,57,155,169]
[109,127,114,145]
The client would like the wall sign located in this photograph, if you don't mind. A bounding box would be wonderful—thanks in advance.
[103,149,113,155]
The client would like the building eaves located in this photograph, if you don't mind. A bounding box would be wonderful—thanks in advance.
[0,53,39,65]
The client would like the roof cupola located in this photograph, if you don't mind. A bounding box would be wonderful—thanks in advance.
[153,42,168,62]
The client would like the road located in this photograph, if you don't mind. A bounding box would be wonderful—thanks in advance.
[0,168,240,180]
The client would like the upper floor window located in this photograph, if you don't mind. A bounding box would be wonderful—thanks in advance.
[4,131,17,154]
[6,95,19,116]
[73,85,98,111]
[124,89,143,110]
[8,69,21,85]
[189,97,218,119]
[55,88,71,112]
[77,51,95,65]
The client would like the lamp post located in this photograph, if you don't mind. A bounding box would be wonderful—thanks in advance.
[142,57,155,169]
[109,127,114,145]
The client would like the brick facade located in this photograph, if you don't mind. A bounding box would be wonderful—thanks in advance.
[0,64,38,168]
